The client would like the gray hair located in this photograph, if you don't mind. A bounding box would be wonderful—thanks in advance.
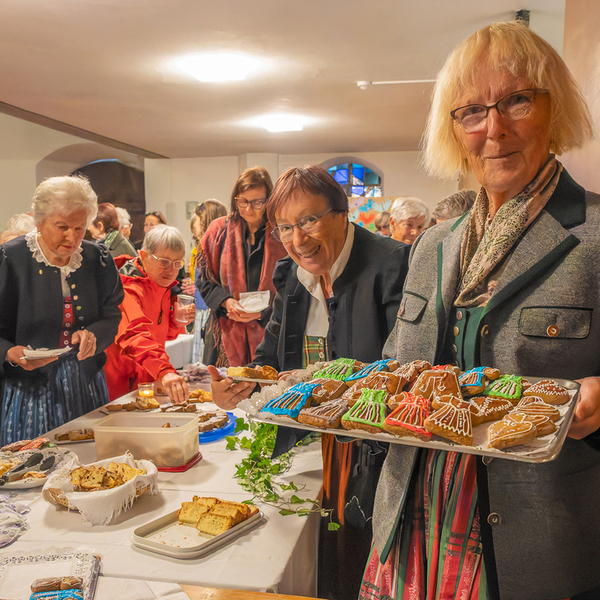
[5,213,35,236]
[32,175,98,226]
[390,197,430,224]
[142,224,185,256]
[116,207,131,230]
[432,190,477,222]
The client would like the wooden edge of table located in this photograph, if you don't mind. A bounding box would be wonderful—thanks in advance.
[180,585,322,600]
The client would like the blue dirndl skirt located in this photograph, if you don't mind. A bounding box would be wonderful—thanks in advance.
[0,355,108,445]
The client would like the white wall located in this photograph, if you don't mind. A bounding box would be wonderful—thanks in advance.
[144,156,239,254]
[0,113,86,225]
[145,151,458,254]
[278,151,458,209]
[0,112,144,231]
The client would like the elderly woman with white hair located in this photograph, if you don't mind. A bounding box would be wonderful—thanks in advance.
[0,175,124,445]
[104,225,194,404]
[388,196,430,245]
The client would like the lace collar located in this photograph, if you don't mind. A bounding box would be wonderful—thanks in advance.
[26,229,83,276]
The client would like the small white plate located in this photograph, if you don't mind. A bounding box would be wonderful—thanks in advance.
[0,447,76,489]
[23,347,72,360]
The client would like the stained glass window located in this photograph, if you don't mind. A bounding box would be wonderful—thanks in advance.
[328,162,382,197]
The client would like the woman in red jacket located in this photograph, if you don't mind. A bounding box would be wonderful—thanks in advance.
[104,225,194,404]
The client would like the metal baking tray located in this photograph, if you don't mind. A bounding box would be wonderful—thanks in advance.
[131,508,264,559]
[246,376,580,464]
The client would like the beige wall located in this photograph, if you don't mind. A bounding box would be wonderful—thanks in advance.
[145,151,459,253]
[0,112,143,231]
[561,0,600,192]
[0,113,85,225]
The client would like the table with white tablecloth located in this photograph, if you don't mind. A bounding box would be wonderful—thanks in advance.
[165,333,195,369]
[2,394,323,598]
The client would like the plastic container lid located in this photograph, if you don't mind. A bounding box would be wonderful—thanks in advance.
[198,413,237,444]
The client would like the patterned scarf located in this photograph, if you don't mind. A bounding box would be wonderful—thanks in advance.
[200,216,287,367]
[455,156,562,308]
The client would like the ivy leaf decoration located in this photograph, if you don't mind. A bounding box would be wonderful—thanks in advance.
[226,418,339,527]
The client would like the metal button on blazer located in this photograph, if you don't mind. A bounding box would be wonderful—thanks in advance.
[547,325,560,337]
[480,324,489,337]
[488,512,502,526]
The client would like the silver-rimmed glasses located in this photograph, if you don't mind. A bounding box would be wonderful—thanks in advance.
[151,254,185,270]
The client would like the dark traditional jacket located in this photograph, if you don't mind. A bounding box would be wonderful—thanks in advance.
[253,224,410,371]
[0,237,124,380]
[104,230,136,259]
[374,170,600,600]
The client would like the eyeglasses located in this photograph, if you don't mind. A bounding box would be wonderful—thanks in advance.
[271,208,333,243]
[235,196,268,210]
[450,88,549,132]
[151,254,184,270]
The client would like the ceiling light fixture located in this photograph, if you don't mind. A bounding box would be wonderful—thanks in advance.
[357,79,436,89]
[245,113,312,132]
[174,52,265,82]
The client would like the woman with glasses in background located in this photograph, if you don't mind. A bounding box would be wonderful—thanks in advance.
[104,225,195,404]
[209,165,410,600]
[198,167,287,367]
[133,210,167,251]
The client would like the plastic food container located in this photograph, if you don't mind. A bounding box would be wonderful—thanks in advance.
[94,413,199,467]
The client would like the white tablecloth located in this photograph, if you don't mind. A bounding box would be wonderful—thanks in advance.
[4,398,322,597]
[165,334,194,369]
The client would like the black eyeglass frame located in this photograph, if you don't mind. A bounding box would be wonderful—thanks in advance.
[234,196,268,210]
[450,88,549,129]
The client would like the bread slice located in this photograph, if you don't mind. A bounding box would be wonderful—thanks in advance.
[210,504,245,526]
[80,466,106,490]
[178,502,209,525]
[192,496,220,508]
[196,513,235,536]
[217,500,250,518]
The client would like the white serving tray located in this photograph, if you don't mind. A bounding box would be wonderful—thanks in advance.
[0,547,100,600]
[131,509,264,559]
[0,447,76,489]
[246,376,580,464]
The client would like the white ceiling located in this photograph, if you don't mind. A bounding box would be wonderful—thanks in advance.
[0,0,565,159]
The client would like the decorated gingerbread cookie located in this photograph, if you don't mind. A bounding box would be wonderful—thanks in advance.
[341,389,387,434]
[310,378,349,404]
[482,374,524,404]
[345,359,401,382]
[410,367,462,401]
[383,393,432,441]
[514,396,561,421]
[459,366,501,396]
[522,379,570,405]
[504,411,557,437]
[298,399,349,429]
[312,358,364,381]
[487,417,537,450]
[468,396,513,427]
[424,396,473,446]
[260,381,321,419]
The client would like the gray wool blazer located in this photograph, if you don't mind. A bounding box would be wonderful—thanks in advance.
[373,170,600,600]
